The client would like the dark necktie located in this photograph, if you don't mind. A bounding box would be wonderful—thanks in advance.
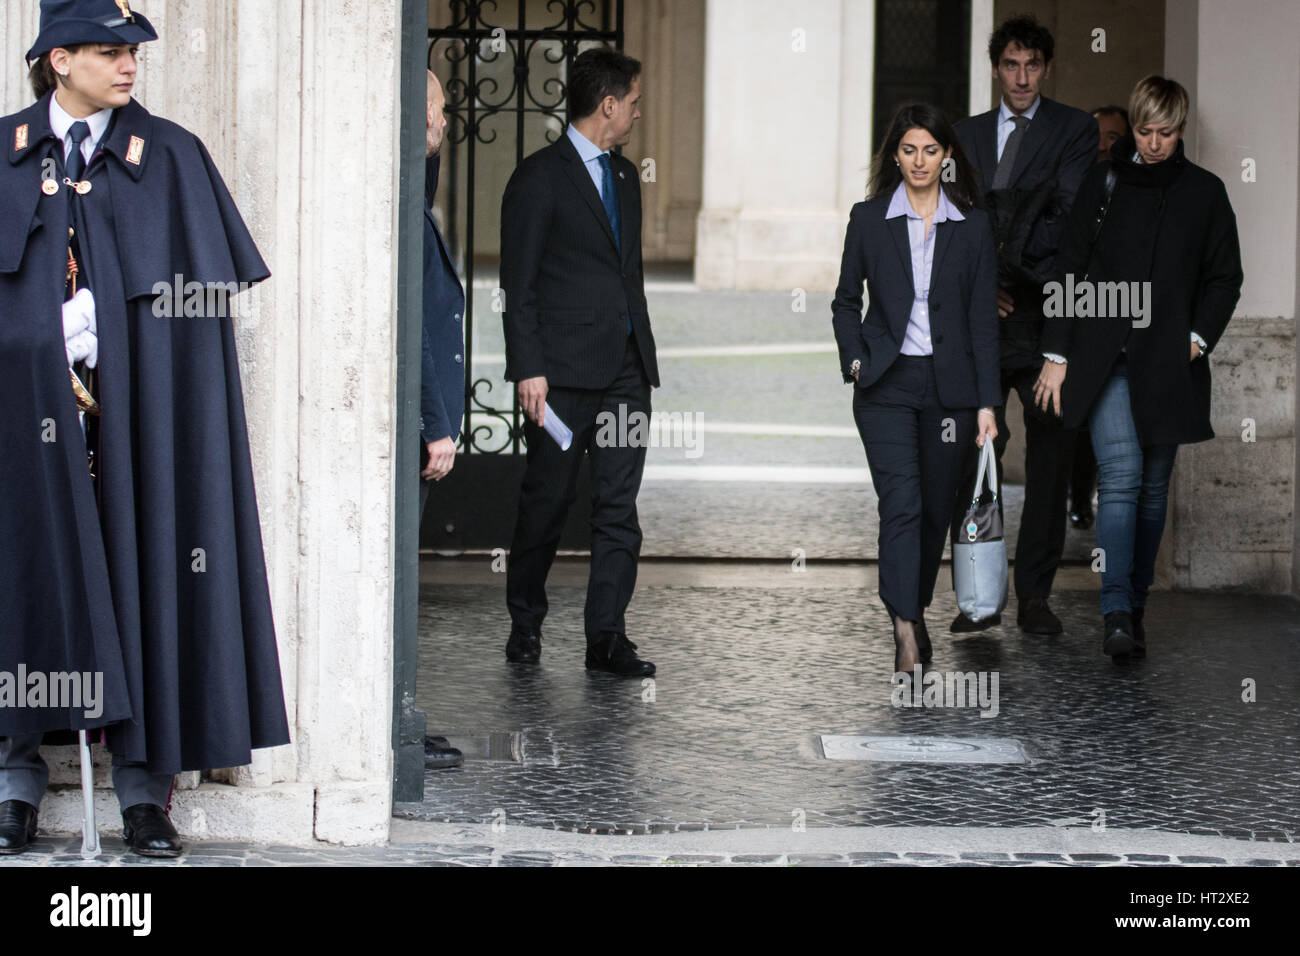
[598,153,621,251]
[991,114,1029,190]
[598,153,632,335]
[66,120,92,183]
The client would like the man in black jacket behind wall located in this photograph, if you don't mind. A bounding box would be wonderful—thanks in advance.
[500,48,660,677]
[949,14,1097,636]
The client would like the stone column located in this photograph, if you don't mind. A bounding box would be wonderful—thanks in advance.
[4,0,407,844]
[695,0,875,291]
[1164,0,1298,593]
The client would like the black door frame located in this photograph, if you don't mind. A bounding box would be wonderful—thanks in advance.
[392,0,429,804]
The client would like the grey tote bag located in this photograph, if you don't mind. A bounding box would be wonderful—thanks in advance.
[952,440,1009,622]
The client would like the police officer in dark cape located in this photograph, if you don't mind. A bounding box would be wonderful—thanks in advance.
[0,0,289,856]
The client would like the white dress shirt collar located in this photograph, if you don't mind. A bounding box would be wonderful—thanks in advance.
[49,92,113,161]
[884,182,966,223]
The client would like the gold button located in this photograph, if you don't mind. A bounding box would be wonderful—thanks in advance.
[42,179,58,196]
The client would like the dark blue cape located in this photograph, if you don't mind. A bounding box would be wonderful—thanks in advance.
[0,94,289,774]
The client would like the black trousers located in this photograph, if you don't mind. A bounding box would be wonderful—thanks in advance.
[951,364,1077,601]
[854,356,975,622]
[507,338,650,643]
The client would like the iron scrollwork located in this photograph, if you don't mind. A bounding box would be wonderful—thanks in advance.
[429,0,623,454]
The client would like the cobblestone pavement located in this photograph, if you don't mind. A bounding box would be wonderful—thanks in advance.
[639,480,1096,561]
[5,821,1300,867]
[401,573,1300,846]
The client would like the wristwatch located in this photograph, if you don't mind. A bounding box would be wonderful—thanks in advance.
[849,359,861,379]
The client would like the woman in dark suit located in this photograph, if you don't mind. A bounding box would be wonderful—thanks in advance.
[1035,76,1243,662]
[832,103,1001,679]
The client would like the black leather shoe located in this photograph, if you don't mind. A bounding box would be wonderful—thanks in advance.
[424,734,463,769]
[586,632,655,677]
[0,801,38,855]
[122,804,182,858]
[1129,607,1147,659]
[1102,611,1135,659]
[915,616,933,664]
[949,611,1000,633]
[1018,598,1063,635]
[505,625,541,663]
[1069,508,1094,530]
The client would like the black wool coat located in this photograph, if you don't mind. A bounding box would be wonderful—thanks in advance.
[1040,136,1244,444]
[0,94,290,773]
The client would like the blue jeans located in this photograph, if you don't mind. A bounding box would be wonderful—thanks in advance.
[1088,363,1178,615]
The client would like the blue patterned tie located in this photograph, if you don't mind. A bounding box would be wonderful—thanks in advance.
[598,153,621,252]
[598,153,631,334]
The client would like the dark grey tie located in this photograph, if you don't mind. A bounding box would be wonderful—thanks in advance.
[991,115,1029,190]
[65,120,91,182]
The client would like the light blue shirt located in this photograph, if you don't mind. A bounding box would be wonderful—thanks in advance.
[886,183,965,357]
[996,95,1040,160]
[565,123,631,334]
[566,123,609,195]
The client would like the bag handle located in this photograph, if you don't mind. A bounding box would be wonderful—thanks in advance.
[970,437,998,507]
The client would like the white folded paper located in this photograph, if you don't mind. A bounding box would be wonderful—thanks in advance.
[542,402,572,451]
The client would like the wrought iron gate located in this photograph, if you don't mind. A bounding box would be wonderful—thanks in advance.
[430,0,625,456]
[420,0,625,552]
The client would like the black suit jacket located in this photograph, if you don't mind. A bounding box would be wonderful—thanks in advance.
[956,96,1096,277]
[831,194,1001,411]
[500,132,660,389]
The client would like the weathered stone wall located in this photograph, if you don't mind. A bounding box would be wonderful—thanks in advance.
[3,0,405,844]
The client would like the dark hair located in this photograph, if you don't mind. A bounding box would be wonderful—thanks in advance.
[568,47,641,121]
[29,49,83,100]
[988,14,1054,66]
[1092,105,1131,131]
[868,103,980,211]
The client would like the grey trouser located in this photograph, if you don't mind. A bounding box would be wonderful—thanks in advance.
[0,734,173,812]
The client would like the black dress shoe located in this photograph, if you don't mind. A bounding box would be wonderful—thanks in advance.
[0,800,38,855]
[1129,607,1147,659]
[915,616,933,664]
[122,804,182,858]
[505,625,542,663]
[1102,610,1135,659]
[950,611,1000,633]
[1017,598,1063,635]
[586,632,655,677]
[1069,508,1094,530]
[423,740,464,770]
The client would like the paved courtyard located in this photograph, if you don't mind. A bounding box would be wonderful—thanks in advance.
[389,561,1300,859]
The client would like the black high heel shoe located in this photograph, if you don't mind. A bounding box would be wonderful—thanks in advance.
[889,610,923,680]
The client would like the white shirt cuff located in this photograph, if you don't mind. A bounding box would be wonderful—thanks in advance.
[1190,331,1208,350]
[1042,352,1067,364]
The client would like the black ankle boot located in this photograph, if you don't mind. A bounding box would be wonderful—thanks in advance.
[1102,610,1135,659]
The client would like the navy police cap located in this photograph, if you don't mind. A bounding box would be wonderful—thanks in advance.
[26,0,158,63]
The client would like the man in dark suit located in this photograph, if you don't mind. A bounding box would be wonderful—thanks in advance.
[949,14,1096,637]
[419,71,466,768]
[500,48,659,677]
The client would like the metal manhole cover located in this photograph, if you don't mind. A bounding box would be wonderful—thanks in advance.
[820,735,1027,764]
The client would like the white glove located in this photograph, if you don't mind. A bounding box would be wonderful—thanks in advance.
[62,288,98,369]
